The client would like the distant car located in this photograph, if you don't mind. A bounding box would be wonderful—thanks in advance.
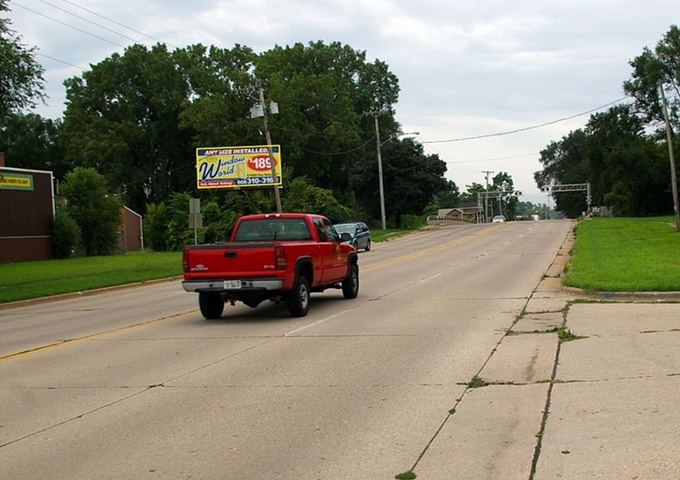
[333,222,371,251]
[492,215,506,223]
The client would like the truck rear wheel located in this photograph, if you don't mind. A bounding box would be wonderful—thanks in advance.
[199,293,224,319]
[288,276,310,317]
[342,264,359,299]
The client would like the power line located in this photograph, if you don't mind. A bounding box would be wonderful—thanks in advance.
[35,51,85,70]
[35,0,140,44]
[12,1,127,49]
[13,0,177,75]
[59,0,176,48]
[423,97,629,144]
[447,152,538,164]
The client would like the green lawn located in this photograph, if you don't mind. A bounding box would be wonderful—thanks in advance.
[2,219,679,304]
[0,228,411,304]
[0,251,182,303]
[564,216,680,292]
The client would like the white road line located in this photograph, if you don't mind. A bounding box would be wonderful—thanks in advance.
[419,273,443,283]
[285,308,355,336]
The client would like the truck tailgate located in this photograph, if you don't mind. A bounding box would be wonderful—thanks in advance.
[184,243,276,278]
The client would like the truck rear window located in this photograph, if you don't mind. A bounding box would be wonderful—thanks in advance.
[233,218,313,241]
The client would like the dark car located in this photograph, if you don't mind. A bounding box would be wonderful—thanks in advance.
[333,222,371,251]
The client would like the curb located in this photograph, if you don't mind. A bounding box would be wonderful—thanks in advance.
[0,276,184,311]
[561,286,680,302]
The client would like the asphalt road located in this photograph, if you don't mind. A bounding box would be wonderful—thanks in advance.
[0,220,574,479]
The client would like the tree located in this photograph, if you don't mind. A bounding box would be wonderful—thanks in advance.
[255,41,400,194]
[352,138,447,227]
[459,182,486,204]
[60,167,121,256]
[624,25,680,130]
[144,202,170,251]
[433,180,461,208]
[585,105,670,216]
[175,43,258,146]
[621,26,680,219]
[61,43,194,214]
[58,40,401,224]
[0,113,66,177]
[51,203,81,259]
[282,176,351,223]
[534,129,590,218]
[490,172,519,220]
[534,104,672,218]
[0,0,45,118]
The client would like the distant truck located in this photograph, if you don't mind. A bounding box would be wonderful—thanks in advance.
[182,213,359,319]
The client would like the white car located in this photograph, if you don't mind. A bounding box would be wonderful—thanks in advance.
[492,215,506,223]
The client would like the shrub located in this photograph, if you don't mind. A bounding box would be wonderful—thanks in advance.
[144,202,170,251]
[52,203,81,258]
[400,214,426,229]
[60,167,121,256]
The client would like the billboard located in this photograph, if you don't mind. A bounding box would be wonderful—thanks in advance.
[195,145,282,189]
[0,172,34,191]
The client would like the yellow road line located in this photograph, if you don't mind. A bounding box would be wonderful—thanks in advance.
[0,310,196,362]
[363,224,502,271]
[2,224,502,362]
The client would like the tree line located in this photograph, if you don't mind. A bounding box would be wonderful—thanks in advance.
[534,25,680,218]
[1,0,454,254]
[2,0,678,255]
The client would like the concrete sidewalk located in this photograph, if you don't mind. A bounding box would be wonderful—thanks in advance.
[414,229,680,479]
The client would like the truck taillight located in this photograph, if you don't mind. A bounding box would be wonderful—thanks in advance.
[275,245,287,269]
[182,246,189,272]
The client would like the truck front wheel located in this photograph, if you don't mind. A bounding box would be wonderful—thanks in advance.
[288,276,310,317]
[342,264,359,299]
[199,293,224,319]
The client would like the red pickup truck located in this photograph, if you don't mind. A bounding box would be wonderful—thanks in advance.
[182,213,359,319]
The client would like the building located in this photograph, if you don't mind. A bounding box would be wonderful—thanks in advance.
[1,153,144,263]
[427,203,481,225]
[119,206,143,253]
[0,153,55,263]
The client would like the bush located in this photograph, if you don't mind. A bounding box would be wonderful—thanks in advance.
[52,204,81,258]
[400,214,426,229]
[201,200,239,243]
[282,177,351,222]
[166,192,195,250]
[144,202,170,251]
[60,167,122,256]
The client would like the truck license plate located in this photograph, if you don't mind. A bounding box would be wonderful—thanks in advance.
[223,280,241,289]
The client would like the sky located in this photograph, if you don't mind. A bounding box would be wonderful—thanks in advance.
[6,0,680,204]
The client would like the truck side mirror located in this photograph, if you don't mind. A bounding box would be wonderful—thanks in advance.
[340,232,352,242]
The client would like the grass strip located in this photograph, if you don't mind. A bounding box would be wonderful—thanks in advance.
[564,216,680,292]
[3,218,678,303]
[0,251,182,303]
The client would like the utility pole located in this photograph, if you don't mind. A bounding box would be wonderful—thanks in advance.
[482,171,494,222]
[257,86,282,213]
[659,80,680,232]
[240,83,282,213]
[366,109,388,230]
